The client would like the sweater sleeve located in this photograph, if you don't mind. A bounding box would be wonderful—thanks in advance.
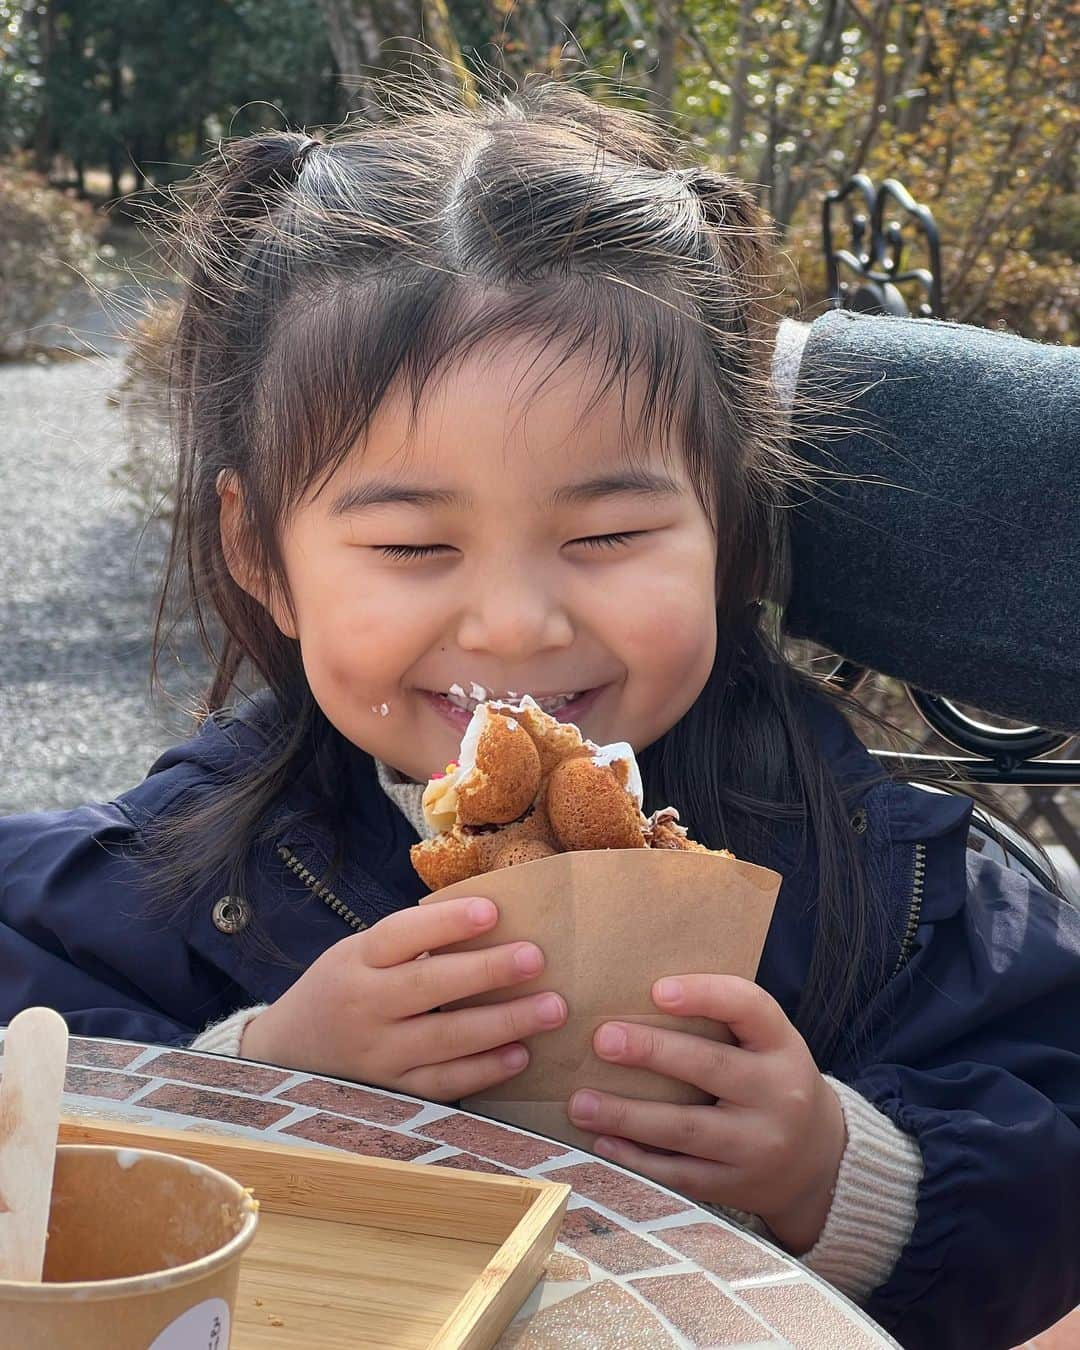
[772,317,811,414]
[190,1005,269,1056]
[800,1077,922,1300]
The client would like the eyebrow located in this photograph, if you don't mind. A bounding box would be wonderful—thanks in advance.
[328,469,684,517]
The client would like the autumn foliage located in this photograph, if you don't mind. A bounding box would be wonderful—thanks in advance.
[7,1,1075,341]
[315,0,1080,340]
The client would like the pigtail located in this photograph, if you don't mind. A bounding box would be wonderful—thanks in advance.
[677,169,782,391]
[158,131,324,717]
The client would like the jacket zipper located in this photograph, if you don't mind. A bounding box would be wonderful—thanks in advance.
[891,840,927,976]
[280,834,931,973]
[276,844,368,933]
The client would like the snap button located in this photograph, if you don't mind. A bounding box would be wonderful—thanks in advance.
[850,808,869,836]
[212,895,250,934]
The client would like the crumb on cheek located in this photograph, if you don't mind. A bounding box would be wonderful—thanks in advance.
[370,702,391,717]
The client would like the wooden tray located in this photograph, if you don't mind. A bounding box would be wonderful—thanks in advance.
[58,1116,570,1350]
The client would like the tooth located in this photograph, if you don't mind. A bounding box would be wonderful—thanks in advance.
[536,693,577,713]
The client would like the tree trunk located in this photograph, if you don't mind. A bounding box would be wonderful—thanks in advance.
[130,134,149,192]
[650,0,678,123]
[727,0,757,162]
[846,0,892,177]
[754,105,778,212]
[109,53,124,198]
[896,18,933,137]
[420,0,473,100]
[313,0,464,117]
[31,0,57,175]
[314,0,392,116]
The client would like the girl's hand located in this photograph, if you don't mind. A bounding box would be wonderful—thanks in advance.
[567,975,847,1255]
[241,896,566,1100]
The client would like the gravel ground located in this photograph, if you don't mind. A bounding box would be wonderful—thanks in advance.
[0,355,201,814]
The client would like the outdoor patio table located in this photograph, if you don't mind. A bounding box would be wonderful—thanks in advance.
[0,1031,898,1348]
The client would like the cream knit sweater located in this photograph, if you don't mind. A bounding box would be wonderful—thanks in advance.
[191,318,923,1302]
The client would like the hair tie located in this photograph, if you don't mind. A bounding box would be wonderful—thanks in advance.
[294,137,322,170]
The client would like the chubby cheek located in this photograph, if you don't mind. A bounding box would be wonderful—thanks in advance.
[301,623,390,725]
[287,566,426,741]
[633,592,715,711]
[606,553,717,739]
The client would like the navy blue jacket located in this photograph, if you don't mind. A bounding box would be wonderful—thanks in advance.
[2,692,1078,1349]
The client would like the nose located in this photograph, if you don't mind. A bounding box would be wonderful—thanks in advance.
[455,563,575,660]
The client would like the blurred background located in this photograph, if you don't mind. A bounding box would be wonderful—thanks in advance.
[0,2,1077,891]
[3,0,1078,344]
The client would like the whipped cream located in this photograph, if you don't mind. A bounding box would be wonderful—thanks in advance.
[591,740,643,808]
[422,701,494,831]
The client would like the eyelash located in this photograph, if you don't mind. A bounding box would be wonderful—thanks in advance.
[377,532,644,561]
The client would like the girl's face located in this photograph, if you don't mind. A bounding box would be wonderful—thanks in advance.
[237,339,719,783]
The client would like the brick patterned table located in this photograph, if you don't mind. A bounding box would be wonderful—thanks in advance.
[0,1034,898,1349]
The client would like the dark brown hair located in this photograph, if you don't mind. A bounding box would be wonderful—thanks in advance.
[151,74,891,1064]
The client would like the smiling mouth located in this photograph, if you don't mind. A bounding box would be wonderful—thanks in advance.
[432,685,589,716]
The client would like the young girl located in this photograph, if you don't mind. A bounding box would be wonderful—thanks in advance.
[2,79,1078,1350]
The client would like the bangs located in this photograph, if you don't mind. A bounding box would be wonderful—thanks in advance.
[250,269,765,531]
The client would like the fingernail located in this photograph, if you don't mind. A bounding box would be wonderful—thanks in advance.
[595,1023,627,1057]
[467,898,496,925]
[594,1137,619,1159]
[502,1045,528,1072]
[655,977,683,1005]
[570,1090,599,1123]
[514,944,543,976]
[536,993,565,1026]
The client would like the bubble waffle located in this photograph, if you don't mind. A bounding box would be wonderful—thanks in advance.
[410,695,732,890]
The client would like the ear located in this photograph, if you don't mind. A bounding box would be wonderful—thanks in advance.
[216,470,298,639]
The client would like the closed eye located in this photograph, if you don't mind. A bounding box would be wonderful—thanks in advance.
[572,531,645,551]
[377,544,451,561]
[376,532,646,561]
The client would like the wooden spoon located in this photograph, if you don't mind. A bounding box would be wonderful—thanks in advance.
[0,1006,70,1282]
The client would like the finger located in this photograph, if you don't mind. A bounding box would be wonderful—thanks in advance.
[652,975,794,1052]
[592,1021,760,1105]
[381,941,546,1019]
[398,1043,531,1103]
[567,1089,737,1161]
[590,1135,736,1204]
[362,896,498,968]
[399,991,567,1066]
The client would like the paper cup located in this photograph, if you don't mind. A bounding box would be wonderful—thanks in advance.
[0,1144,259,1350]
[422,848,782,1147]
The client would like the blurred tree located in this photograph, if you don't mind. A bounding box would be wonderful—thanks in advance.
[0,1,44,158]
[439,0,1079,339]
[2,0,1074,338]
[747,0,1079,339]
[2,0,339,195]
[312,0,477,115]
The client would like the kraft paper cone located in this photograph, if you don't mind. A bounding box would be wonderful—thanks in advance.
[422,848,782,1149]
[0,1144,258,1350]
